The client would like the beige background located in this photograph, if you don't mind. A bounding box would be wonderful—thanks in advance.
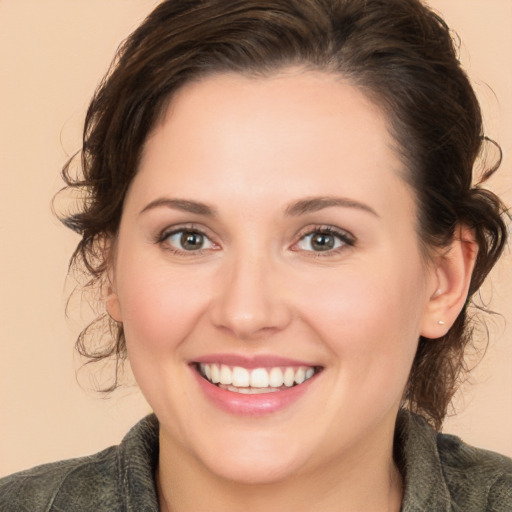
[0,0,510,477]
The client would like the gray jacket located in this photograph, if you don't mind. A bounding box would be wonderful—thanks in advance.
[1,411,511,511]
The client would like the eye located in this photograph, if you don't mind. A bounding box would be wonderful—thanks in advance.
[294,228,354,253]
[164,229,215,251]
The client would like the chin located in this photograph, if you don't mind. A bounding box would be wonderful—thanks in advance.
[194,433,312,485]
[208,457,304,486]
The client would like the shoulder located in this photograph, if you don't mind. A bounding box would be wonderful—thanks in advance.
[0,414,160,512]
[436,432,512,510]
[0,446,121,512]
[397,410,512,511]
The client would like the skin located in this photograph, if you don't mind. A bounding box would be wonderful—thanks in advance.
[106,69,476,511]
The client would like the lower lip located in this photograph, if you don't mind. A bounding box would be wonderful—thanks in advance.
[192,366,318,416]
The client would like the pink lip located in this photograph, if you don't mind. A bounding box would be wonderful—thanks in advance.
[192,353,317,369]
[190,364,320,416]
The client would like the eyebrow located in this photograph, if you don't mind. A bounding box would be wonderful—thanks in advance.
[139,195,378,218]
[139,198,217,216]
[284,196,379,217]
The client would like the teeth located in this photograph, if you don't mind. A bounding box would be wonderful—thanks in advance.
[211,364,220,384]
[221,384,281,394]
[198,363,318,392]
[295,367,306,384]
[232,366,250,387]
[250,368,269,388]
[269,367,284,387]
[284,367,295,387]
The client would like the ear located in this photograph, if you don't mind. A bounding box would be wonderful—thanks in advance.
[103,238,123,323]
[105,281,122,323]
[420,225,478,339]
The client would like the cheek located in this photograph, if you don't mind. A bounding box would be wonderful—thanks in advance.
[297,259,426,365]
[115,256,211,353]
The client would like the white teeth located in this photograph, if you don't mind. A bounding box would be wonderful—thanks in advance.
[232,366,250,387]
[221,384,281,394]
[198,363,318,392]
[250,368,269,388]
[294,367,306,384]
[211,364,220,383]
[220,365,232,385]
[269,367,284,387]
[283,367,295,387]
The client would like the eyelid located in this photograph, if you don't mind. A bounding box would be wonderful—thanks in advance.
[155,223,219,254]
[153,222,354,256]
[291,225,356,254]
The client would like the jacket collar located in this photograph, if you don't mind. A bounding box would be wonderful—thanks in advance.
[396,409,451,511]
[118,414,160,512]
[117,410,452,511]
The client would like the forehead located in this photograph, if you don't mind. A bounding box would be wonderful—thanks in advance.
[131,69,413,219]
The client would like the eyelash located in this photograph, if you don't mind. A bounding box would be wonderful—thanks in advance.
[292,225,355,256]
[155,224,355,257]
[155,224,216,256]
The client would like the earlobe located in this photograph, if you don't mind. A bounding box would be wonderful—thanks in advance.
[420,226,478,339]
[103,237,123,323]
[105,288,122,322]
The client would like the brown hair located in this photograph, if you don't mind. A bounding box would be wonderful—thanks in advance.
[60,0,508,429]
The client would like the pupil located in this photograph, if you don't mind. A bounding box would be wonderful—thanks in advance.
[181,232,203,250]
[312,233,334,251]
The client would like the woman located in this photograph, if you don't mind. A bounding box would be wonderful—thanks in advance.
[1,0,510,510]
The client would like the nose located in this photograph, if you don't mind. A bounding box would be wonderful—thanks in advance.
[209,252,293,341]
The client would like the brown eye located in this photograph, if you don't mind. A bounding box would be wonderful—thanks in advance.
[310,233,336,251]
[295,228,353,253]
[165,230,214,251]
[181,231,205,250]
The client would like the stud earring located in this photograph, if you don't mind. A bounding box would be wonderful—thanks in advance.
[438,320,445,325]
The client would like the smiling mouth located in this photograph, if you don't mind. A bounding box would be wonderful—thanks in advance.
[195,363,322,394]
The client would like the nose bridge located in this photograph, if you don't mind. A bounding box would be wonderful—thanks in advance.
[210,245,291,339]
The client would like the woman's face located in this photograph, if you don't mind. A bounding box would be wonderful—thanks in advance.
[108,70,439,483]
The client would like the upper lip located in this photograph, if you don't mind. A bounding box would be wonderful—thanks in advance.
[191,353,320,369]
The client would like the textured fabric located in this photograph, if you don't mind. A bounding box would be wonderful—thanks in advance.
[0,415,160,512]
[395,412,512,511]
[1,411,511,511]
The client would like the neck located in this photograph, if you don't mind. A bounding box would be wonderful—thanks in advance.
[156,433,403,512]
